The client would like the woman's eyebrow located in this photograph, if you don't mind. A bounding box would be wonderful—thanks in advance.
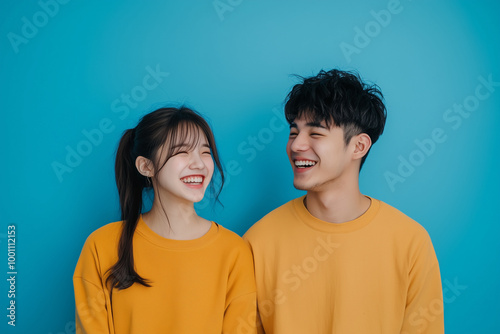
[171,143,211,149]
[171,143,188,149]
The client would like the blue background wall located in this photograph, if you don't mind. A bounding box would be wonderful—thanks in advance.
[1,0,499,332]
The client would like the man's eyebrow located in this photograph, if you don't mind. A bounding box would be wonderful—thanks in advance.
[289,121,327,129]
[305,121,327,129]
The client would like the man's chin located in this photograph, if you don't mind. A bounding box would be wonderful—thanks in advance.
[293,181,310,191]
[293,179,327,192]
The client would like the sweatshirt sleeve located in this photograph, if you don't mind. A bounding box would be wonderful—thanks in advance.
[222,242,259,334]
[73,234,113,334]
[400,233,444,334]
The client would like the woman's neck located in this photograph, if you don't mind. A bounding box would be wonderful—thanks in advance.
[142,196,211,240]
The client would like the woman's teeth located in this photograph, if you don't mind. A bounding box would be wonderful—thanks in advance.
[181,176,203,183]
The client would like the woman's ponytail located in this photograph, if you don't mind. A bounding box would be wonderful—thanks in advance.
[106,128,151,291]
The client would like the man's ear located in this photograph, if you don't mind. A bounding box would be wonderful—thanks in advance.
[351,133,372,160]
[136,156,154,177]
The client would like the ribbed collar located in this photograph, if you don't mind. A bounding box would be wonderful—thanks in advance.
[135,215,220,250]
[293,195,380,233]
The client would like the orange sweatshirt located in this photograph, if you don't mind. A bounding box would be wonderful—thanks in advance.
[244,196,444,334]
[74,216,258,334]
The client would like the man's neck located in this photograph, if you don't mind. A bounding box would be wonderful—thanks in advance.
[305,187,371,224]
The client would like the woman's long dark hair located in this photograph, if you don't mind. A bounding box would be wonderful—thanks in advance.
[106,107,225,291]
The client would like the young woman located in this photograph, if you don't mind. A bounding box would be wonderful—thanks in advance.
[73,107,257,334]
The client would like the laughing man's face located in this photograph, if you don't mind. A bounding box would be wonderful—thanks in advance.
[286,117,354,192]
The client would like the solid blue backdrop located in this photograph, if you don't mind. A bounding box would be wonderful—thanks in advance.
[1,0,499,333]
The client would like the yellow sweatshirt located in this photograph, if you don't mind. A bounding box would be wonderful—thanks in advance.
[74,216,258,334]
[244,196,444,334]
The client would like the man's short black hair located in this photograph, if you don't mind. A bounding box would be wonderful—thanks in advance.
[284,69,387,169]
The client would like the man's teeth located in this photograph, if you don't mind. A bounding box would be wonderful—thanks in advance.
[181,176,203,183]
[294,160,317,168]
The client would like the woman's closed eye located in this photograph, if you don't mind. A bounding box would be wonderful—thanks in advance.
[173,150,188,156]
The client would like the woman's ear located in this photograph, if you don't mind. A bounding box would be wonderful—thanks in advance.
[351,133,372,160]
[135,156,154,177]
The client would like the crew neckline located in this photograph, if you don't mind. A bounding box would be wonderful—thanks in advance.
[293,195,380,233]
[135,215,219,250]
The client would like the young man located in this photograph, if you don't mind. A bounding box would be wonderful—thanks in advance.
[244,69,444,334]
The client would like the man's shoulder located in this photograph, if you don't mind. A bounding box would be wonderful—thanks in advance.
[375,199,431,239]
[259,197,299,222]
[244,197,299,241]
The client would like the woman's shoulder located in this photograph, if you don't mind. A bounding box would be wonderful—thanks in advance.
[214,224,254,271]
[83,220,123,250]
[215,223,250,250]
[74,221,123,279]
